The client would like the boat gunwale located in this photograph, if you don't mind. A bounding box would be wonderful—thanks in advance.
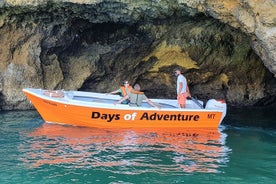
[23,88,224,113]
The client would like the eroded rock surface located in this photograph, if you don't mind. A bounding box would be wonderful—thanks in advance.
[0,0,275,109]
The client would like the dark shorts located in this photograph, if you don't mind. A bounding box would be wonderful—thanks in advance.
[121,99,130,104]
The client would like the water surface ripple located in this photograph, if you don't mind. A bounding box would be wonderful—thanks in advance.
[0,110,275,183]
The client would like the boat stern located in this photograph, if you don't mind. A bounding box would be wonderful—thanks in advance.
[205,99,227,124]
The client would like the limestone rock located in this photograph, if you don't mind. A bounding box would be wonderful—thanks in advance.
[0,0,275,110]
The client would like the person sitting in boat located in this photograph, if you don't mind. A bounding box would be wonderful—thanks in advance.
[109,80,132,104]
[114,84,161,109]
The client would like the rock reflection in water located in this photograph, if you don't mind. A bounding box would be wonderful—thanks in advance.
[20,124,231,174]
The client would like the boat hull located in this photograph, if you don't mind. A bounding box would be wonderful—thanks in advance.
[23,88,225,128]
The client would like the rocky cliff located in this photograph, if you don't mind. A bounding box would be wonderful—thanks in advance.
[0,0,275,110]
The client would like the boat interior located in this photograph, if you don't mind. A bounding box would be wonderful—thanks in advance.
[33,88,204,109]
[72,95,179,109]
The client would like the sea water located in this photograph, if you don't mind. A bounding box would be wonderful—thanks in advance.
[0,109,275,184]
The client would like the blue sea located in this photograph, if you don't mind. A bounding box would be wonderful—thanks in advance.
[0,107,275,184]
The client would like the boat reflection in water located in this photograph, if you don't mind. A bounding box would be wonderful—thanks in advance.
[21,124,231,174]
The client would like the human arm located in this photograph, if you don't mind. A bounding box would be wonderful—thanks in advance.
[108,89,121,95]
[114,95,129,105]
[178,82,183,96]
[186,85,191,98]
[146,98,161,109]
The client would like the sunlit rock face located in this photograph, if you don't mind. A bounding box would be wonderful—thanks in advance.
[0,0,275,110]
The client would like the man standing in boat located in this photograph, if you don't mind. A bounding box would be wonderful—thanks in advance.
[174,68,191,108]
[109,80,132,104]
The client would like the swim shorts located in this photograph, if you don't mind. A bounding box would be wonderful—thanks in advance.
[177,93,188,106]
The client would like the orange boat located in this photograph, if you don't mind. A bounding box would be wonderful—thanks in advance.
[23,88,227,128]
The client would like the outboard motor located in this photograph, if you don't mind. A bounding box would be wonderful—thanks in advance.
[205,99,227,120]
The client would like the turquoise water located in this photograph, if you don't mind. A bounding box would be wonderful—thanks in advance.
[0,110,275,184]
